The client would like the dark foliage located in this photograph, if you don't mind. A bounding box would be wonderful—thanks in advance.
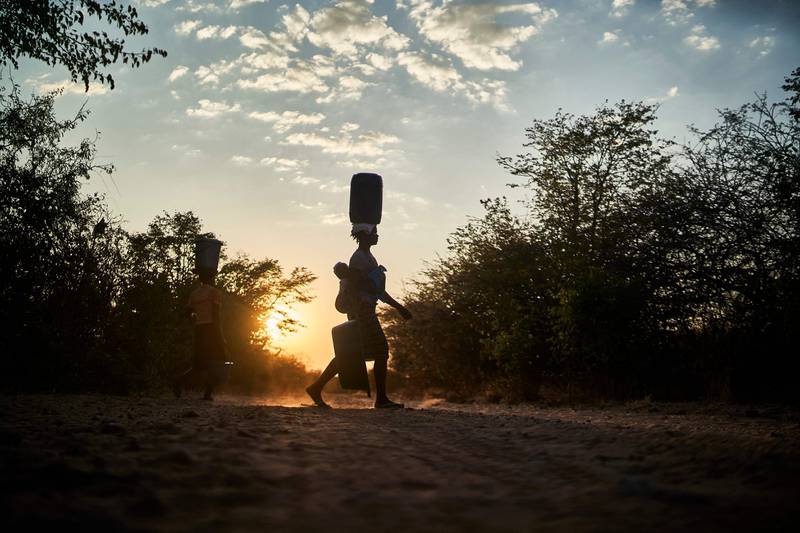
[0,0,166,89]
[386,68,800,403]
[0,84,315,393]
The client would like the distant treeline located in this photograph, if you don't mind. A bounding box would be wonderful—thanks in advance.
[383,68,800,403]
[0,84,316,394]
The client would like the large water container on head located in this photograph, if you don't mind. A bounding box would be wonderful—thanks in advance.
[195,237,223,273]
[349,173,382,224]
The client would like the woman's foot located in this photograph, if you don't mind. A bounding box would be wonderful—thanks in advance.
[305,385,331,408]
[374,399,404,409]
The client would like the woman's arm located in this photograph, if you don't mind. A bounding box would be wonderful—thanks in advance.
[382,291,412,320]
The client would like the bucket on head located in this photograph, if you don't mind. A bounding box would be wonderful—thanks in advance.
[195,237,222,272]
[349,173,383,225]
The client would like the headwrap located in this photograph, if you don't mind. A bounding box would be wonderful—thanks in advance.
[351,223,376,235]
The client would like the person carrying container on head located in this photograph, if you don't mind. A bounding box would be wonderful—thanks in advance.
[306,173,412,408]
[174,238,227,401]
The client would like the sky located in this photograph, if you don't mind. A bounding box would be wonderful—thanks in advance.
[15,0,800,369]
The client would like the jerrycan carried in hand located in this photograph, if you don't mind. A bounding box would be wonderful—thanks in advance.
[332,320,371,396]
[349,173,382,224]
[195,237,223,272]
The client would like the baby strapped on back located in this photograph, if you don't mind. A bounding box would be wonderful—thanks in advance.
[333,261,387,315]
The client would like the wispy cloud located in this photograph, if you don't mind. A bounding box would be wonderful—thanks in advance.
[306,0,410,56]
[321,213,349,225]
[408,1,558,71]
[174,20,202,35]
[237,61,329,93]
[684,24,720,51]
[316,75,372,103]
[397,51,510,110]
[282,129,400,157]
[231,155,254,166]
[610,0,635,18]
[248,110,326,133]
[646,85,679,103]
[228,0,266,10]
[600,31,620,44]
[168,65,189,82]
[661,0,716,26]
[186,99,241,118]
[749,35,775,56]
[260,157,310,172]
[26,78,108,96]
[292,176,321,186]
[196,25,238,40]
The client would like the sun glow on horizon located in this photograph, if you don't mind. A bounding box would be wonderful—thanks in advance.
[260,304,303,348]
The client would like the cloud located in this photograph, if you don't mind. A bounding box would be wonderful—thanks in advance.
[661,0,716,26]
[397,51,462,92]
[196,25,238,40]
[239,28,272,49]
[238,51,292,71]
[387,190,430,206]
[321,213,349,225]
[336,158,387,170]
[237,62,329,93]
[231,155,254,166]
[172,144,202,157]
[319,180,349,193]
[281,4,311,40]
[461,79,510,111]
[186,99,241,118]
[367,53,394,71]
[176,1,222,13]
[174,20,202,35]
[408,1,558,71]
[397,51,510,110]
[282,129,400,157]
[228,0,266,9]
[646,85,679,103]
[600,31,620,44]
[684,24,719,51]
[27,78,108,96]
[168,65,189,82]
[293,176,321,185]
[194,58,239,85]
[610,0,635,18]
[749,35,775,56]
[305,0,410,56]
[248,110,326,133]
[316,75,373,103]
[260,157,310,172]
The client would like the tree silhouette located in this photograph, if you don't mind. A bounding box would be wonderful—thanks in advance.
[0,0,167,89]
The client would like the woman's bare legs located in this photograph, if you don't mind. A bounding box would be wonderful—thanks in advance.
[306,357,338,407]
[373,357,403,408]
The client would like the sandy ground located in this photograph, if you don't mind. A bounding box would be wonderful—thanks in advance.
[1,393,798,532]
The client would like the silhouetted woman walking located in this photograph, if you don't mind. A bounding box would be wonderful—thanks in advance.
[306,223,411,408]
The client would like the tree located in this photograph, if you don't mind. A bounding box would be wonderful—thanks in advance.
[0,0,167,89]
[0,82,124,390]
[115,211,317,393]
[497,101,673,272]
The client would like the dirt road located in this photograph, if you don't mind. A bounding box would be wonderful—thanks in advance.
[1,394,798,532]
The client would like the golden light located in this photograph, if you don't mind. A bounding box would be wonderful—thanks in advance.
[260,305,302,347]
[263,312,282,341]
